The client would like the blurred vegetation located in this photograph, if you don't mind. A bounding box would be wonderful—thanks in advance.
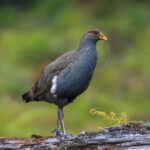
[0,0,150,137]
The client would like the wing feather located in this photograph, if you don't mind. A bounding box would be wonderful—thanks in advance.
[31,50,75,100]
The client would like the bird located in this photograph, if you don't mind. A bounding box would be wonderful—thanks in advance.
[22,28,107,136]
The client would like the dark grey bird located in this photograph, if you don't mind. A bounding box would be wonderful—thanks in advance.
[22,28,107,136]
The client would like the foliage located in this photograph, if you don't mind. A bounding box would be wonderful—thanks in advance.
[90,108,129,130]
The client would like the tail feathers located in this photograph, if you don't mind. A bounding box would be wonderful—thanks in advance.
[22,91,32,103]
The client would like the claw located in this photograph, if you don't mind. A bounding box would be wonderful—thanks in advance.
[51,128,62,136]
[51,128,57,133]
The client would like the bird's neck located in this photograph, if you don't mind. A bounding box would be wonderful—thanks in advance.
[78,39,97,50]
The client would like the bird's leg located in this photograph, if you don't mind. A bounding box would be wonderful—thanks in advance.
[51,107,62,136]
[58,107,67,135]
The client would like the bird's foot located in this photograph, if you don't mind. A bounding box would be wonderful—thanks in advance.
[51,129,72,138]
[51,128,63,136]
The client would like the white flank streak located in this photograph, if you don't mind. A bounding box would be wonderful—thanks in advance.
[51,76,57,97]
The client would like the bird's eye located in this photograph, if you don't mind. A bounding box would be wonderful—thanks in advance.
[92,31,98,35]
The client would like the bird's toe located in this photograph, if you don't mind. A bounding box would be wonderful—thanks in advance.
[51,128,62,136]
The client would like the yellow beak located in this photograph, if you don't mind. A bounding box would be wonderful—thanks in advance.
[99,32,107,40]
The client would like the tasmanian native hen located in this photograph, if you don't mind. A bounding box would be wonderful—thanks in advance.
[22,29,107,136]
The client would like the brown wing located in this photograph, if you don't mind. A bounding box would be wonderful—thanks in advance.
[31,50,75,100]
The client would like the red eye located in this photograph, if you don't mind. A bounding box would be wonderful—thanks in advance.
[92,31,98,35]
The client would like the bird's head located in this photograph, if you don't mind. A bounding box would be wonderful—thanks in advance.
[79,28,107,49]
[85,28,107,41]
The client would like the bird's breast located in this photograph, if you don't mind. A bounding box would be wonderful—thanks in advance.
[55,49,98,98]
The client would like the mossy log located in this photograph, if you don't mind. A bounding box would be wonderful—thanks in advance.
[0,121,150,150]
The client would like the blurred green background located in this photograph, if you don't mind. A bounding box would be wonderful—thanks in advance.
[0,0,150,137]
